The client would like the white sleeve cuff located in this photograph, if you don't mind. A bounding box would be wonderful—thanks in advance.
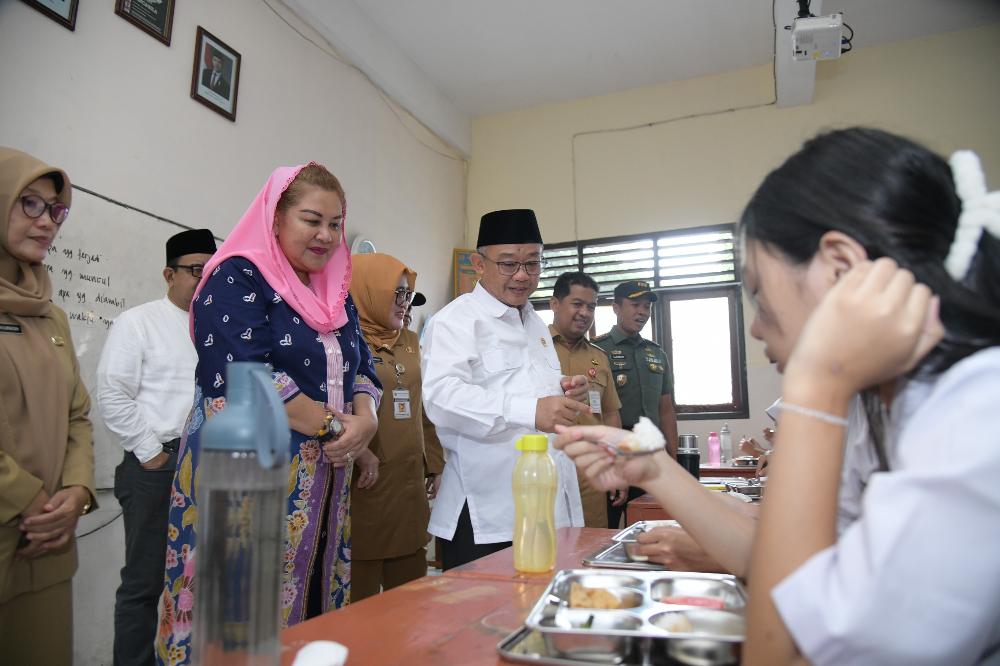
[507,396,538,431]
[132,438,164,464]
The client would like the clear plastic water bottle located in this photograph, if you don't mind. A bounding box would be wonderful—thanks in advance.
[707,431,721,467]
[719,423,732,465]
[192,363,290,666]
[512,434,557,573]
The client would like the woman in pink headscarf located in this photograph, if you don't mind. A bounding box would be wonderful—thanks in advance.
[156,164,381,666]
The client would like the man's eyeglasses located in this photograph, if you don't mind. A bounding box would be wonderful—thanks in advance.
[478,253,547,276]
[20,195,69,225]
[170,264,205,278]
[394,289,415,306]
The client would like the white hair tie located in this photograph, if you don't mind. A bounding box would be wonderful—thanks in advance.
[945,150,1000,281]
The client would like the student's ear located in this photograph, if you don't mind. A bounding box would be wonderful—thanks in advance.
[816,231,869,281]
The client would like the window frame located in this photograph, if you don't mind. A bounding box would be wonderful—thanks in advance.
[532,223,748,421]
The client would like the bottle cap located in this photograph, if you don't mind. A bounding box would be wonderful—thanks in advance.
[516,434,549,451]
[709,432,717,437]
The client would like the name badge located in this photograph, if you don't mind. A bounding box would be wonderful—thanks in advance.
[372,356,384,364]
[392,388,411,419]
[588,390,602,414]
[0,323,22,334]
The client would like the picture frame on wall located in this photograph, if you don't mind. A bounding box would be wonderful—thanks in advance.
[21,0,79,31]
[454,249,479,298]
[190,26,241,122]
[115,0,175,46]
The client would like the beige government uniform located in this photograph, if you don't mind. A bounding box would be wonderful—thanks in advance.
[0,306,97,666]
[548,325,622,528]
[351,326,445,601]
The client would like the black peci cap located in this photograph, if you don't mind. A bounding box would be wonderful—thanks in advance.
[166,229,218,264]
[476,209,543,248]
[410,292,426,307]
[613,280,658,302]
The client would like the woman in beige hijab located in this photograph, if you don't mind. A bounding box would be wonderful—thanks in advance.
[348,253,444,601]
[0,148,97,666]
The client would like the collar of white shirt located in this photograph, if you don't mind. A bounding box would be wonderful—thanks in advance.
[471,282,534,321]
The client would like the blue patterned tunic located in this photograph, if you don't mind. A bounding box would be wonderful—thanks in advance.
[156,257,381,666]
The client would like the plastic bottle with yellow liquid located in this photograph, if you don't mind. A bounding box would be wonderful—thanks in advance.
[512,434,558,572]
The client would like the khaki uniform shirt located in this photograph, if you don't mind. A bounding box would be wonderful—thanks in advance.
[592,327,673,430]
[351,327,445,561]
[548,326,622,528]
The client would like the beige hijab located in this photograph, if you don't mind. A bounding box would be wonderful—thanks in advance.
[349,253,416,350]
[0,148,74,499]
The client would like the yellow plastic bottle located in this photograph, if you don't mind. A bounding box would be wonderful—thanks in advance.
[512,434,558,572]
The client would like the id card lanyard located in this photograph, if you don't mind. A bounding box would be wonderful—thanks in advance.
[587,368,601,414]
[392,360,411,419]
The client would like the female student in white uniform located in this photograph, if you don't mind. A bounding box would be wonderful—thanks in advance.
[555,127,1000,666]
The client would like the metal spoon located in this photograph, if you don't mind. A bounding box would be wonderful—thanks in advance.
[585,439,663,458]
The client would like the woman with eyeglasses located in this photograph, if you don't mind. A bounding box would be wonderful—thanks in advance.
[157,163,382,666]
[346,253,445,601]
[0,148,96,666]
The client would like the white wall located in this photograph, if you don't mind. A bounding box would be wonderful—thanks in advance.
[467,24,1000,454]
[0,2,465,664]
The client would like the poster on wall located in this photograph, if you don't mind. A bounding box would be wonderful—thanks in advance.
[190,26,241,122]
[21,0,79,30]
[115,0,175,45]
[454,249,479,297]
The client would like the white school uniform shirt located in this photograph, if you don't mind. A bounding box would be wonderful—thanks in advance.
[96,296,198,463]
[422,282,585,544]
[772,348,1000,666]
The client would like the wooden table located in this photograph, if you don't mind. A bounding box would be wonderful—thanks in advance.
[278,528,621,664]
[700,463,758,478]
[444,527,617,583]
[280,575,545,665]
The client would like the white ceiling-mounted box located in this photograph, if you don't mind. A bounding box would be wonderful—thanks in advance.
[791,13,843,61]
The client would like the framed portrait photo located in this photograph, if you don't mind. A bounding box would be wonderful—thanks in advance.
[454,249,479,298]
[115,0,175,46]
[21,0,79,31]
[190,27,241,122]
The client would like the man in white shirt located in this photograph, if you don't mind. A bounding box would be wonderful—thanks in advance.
[97,229,216,666]
[422,209,591,570]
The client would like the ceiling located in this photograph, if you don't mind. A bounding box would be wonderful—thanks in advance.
[352,0,1000,118]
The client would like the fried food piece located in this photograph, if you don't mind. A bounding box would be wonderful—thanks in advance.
[569,582,622,610]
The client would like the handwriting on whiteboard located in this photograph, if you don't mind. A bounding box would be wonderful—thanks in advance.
[47,244,122,329]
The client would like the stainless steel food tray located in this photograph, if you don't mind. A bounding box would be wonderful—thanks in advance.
[582,542,668,571]
[612,520,680,543]
[497,626,741,666]
[524,570,747,651]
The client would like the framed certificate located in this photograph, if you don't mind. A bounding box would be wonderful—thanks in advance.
[115,0,175,46]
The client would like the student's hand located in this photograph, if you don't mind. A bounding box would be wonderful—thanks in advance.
[426,473,442,500]
[140,450,170,470]
[610,485,630,506]
[322,405,378,467]
[756,452,771,477]
[553,424,665,491]
[785,258,944,399]
[635,526,727,573]
[535,396,592,433]
[560,375,590,404]
[355,449,380,489]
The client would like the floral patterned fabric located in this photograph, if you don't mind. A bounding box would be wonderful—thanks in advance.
[155,256,381,666]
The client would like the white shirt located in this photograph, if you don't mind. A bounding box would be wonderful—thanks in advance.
[836,395,877,535]
[422,283,584,543]
[96,296,198,463]
[772,348,1000,666]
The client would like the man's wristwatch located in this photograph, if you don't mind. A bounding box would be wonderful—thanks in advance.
[316,410,344,444]
[79,488,92,516]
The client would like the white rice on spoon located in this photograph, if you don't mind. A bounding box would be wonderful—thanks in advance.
[616,416,666,453]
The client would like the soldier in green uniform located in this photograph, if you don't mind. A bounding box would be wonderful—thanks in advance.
[592,279,679,528]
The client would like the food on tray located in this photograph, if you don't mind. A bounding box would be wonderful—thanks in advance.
[659,595,725,609]
[616,416,666,453]
[569,583,622,610]
[657,613,694,633]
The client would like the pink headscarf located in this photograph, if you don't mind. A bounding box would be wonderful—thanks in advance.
[191,163,352,339]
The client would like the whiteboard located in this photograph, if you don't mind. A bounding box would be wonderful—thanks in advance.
[43,187,213,488]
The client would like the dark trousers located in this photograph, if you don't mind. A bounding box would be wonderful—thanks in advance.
[440,502,512,571]
[113,440,178,666]
[607,486,647,530]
